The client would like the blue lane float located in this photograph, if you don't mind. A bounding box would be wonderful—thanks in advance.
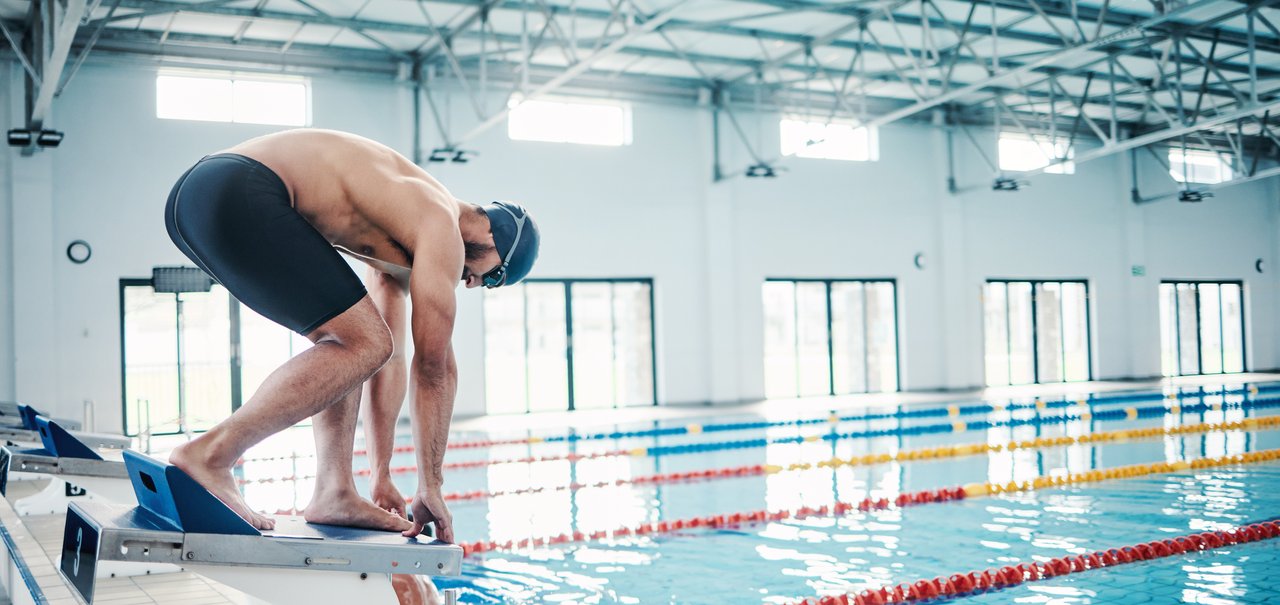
[536,384,1280,445]
[634,395,1280,458]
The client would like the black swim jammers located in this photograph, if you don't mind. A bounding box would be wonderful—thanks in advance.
[164,154,367,335]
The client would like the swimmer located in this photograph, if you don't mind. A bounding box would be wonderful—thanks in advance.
[164,129,540,540]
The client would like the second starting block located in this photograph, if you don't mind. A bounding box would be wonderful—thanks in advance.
[0,403,128,451]
[61,450,463,604]
[1,417,134,516]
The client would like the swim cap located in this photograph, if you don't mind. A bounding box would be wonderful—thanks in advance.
[481,201,540,286]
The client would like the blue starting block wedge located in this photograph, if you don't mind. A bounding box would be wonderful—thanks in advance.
[1,417,133,516]
[61,451,462,604]
[122,449,257,536]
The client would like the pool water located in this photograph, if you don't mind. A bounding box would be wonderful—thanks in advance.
[231,385,1280,604]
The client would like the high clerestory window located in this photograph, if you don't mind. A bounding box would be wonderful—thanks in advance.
[1169,148,1234,184]
[779,117,878,161]
[155,72,310,126]
[762,279,899,398]
[507,97,633,146]
[998,132,1075,174]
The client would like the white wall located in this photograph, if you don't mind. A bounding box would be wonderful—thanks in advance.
[2,60,1278,433]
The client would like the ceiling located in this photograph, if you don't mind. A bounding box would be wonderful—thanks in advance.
[2,0,1279,172]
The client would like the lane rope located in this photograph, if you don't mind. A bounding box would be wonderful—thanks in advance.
[233,385,1276,465]
[292,397,1280,476]
[789,519,1280,605]
[452,447,1280,556]
[239,417,1280,505]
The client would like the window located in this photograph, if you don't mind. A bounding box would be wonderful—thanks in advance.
[779,117,877,161]
[156,73,310,126]
[984,280,1091,386]
[1169,148,1233,184]
[483,279,656,413]
[1159,281,1245,376]
[998,132,1075,174]
[121,277,311,436]
[763,279,898,398]
[507,97,632,146]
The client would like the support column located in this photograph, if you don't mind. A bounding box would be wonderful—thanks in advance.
[703,180,741,403]
[1121,150,1154,379]
[9,148,58,409]
[938,126,977,390]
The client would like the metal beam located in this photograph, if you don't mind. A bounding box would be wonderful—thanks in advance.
[99,0,1280,85]
[29,0,89,128]
[865,0,1262,129]
[418,0,504,60]
[729,0,1280,53]
[451,1,689,147]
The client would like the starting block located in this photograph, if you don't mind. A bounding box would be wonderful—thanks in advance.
[0,417,134,515]
[0,401,82,431]
[0,404,127,451]
[61,451,463,604]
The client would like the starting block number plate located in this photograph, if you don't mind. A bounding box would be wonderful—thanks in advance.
[61,505,101,603]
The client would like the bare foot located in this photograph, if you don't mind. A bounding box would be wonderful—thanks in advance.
[305,490,414,532]
[169,441,276,531]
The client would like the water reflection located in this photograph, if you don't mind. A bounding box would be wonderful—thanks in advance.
[210,386,1280,604]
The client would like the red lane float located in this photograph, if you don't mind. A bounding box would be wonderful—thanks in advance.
[454,486,968,556]
[235,448,631,477]
[789,521,1280,605]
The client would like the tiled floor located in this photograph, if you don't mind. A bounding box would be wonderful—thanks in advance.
[1,478,255,605]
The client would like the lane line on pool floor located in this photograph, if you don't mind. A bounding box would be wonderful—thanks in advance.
[788,519,1280,605]
[284,397,1280,475]
[232,385,1278,465]
[245,416,1280,507]
[453,447,1280,556]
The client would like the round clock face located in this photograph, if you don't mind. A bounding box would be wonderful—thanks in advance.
[67,240,92,264]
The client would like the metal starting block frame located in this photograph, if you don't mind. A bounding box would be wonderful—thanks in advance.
[61,451,463,604]
[0,417,135,515]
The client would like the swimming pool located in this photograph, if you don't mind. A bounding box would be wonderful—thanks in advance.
[231,384,1280,604]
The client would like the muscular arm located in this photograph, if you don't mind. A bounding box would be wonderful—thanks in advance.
[403,208,463,542]
[361,267,409,514]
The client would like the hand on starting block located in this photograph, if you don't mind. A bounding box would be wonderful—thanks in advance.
[405,489,454,543]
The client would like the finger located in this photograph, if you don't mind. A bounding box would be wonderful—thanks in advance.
[436,518,454,544]
[402,518,425,538]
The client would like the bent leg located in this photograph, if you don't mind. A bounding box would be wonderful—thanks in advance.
[170,297,392,530]
[303,386,411,531]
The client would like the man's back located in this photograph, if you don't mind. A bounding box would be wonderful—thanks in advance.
[225,129,458,273]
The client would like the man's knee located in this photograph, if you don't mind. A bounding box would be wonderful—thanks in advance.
[363,322,394,370]
[309,299,393,370]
